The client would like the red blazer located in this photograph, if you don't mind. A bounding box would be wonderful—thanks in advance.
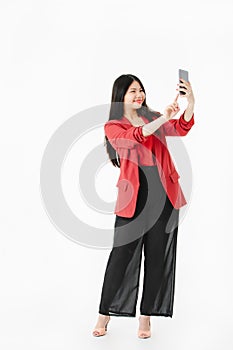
[104,111,195,217]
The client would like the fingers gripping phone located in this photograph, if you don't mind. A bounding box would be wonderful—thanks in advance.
[179,69,189,95]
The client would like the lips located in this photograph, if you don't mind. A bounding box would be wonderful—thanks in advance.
[134,100,142,104]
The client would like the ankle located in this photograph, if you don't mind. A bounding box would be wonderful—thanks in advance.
[99,313,110,318]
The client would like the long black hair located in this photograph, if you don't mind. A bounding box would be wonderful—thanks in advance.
[104,74,162,167]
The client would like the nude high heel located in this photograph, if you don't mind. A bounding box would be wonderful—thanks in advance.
[92,315,110,337]
[138,316,151,339]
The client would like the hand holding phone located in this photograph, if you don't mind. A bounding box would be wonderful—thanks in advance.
[177,69,195,105]
[178,69,189,95]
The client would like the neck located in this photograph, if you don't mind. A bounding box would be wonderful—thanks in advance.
[123,111,139,120]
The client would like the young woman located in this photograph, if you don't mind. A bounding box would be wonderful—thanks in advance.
[92,74,195,338]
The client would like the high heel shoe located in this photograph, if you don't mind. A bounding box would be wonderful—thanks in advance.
[138,316,151,339]
[92,315,110,337]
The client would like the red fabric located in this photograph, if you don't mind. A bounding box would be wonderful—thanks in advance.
[104,111,195,217]
[134,116,157,166]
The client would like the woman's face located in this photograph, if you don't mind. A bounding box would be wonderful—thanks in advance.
[123,81,145,109]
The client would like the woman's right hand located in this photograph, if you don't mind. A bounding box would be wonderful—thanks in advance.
[163,94,180,120]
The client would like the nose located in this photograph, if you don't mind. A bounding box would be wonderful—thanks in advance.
[138,91,144,98]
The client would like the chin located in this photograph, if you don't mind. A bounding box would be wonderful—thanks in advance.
[133,103,142,109]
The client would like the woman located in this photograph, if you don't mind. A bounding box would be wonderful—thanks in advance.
[92,74,195,338]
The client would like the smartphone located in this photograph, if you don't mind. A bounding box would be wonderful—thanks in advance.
[178,69,189,95]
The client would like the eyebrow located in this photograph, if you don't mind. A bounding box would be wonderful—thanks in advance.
[129,87,143,90]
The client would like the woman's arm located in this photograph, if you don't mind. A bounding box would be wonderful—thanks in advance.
[142,95,180,137]
[142,115,168,137]
[161,79,195,136]
[162,109,195,136]
[183,102,194,122]
[143,79,195,137]
[177,78,195,122]
[104,121,149,149]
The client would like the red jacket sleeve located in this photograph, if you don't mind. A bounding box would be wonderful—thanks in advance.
[162,111,195,136]
[104,120,148,149]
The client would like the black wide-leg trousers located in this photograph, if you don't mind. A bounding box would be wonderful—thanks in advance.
[98,165,180,317]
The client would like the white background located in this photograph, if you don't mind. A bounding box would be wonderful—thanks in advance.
[1,0,233,349]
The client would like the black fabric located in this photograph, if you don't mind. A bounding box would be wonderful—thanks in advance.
[98,165,180,317]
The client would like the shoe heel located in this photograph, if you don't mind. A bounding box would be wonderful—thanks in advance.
[105,320,109,331]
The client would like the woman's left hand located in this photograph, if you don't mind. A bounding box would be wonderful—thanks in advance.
[177,79,195,105]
